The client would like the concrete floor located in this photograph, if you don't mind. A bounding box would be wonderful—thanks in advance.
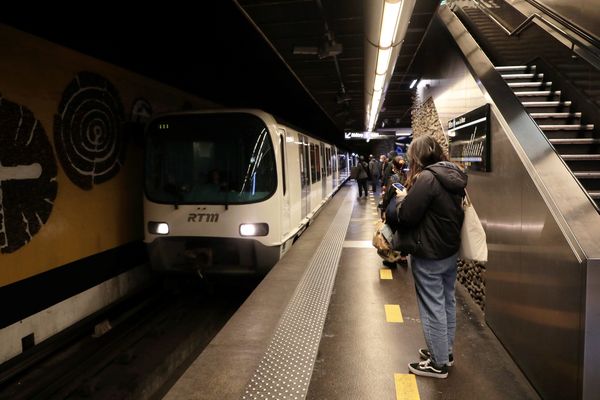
[164,182,541,400]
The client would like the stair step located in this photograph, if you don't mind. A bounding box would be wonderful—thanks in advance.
[562,154,600,160]
[550,138,600,145]
[515,90,560,97]
[538,124,594,131]
[523,101,572,107]
[496,65,536,72]
[508,81,551,88]
[530,112,581,119]
[574,171,600,179]
[589,191,600,199]
[501,73,544,80]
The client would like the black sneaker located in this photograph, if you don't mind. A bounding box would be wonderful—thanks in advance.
[419,348,454,366]
[408,359,448,379]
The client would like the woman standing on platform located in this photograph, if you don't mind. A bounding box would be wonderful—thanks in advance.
[387,135,467,379]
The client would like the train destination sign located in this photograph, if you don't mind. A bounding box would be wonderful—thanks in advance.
[447,103,491,172]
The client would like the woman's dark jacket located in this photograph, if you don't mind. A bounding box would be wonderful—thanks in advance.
[387,161,467,259]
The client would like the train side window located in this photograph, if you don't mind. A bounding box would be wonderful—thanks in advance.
[326,147,331,176]
[309,143,317,183]
[279,132,286,195]
[317,144,322,181]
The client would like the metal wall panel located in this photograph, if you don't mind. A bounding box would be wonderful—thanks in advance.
[416,7,600,399]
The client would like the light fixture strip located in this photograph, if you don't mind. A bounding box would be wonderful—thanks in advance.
[380,0,402,48]
[373,73,386,92]
[368,0,404,132]
[375,48,392,75]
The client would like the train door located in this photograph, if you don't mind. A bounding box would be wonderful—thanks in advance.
[320,144,327,199]
[298,134,310,218]
[278,129,291,236]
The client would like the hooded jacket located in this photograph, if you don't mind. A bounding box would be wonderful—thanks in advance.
[389,161,467,259]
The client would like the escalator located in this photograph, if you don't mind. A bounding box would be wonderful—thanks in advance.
[497,64,600,206]
[455,1,600,210]
[432,2,600,399]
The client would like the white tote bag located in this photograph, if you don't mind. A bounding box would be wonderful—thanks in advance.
[459,193,488,262]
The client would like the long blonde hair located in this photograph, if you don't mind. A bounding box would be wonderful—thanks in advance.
[405,135,447,189]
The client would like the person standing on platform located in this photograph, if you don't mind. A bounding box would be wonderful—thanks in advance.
[381,150,397,192]
[368,154,381,194]
[356,155,370,199]
[386,135,467,379]
[379,154,388,189]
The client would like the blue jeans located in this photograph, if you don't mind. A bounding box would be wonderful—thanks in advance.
[410,252,458,366]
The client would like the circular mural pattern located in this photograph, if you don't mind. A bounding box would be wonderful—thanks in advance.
[0,94,58,253]
[54,71,126,190]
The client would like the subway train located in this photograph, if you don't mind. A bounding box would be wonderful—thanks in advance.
[143,109,350,275]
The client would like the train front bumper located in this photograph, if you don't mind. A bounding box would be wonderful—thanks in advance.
[146,236,280,275]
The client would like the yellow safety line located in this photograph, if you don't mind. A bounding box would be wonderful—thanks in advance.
[385,304,403,323]
[394,374,421,400]
[380,268,393,280]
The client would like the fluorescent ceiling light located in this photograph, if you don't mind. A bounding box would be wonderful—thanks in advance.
[376,48,392,75]
[374,74,386,91]
[410,79,418,89]
[380,0,402,48]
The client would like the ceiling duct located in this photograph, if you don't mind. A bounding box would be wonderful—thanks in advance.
[293,38,343,59]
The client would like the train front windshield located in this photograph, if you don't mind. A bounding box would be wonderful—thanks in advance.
[145,113,277,204]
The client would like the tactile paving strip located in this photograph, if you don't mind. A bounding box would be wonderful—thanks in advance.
[242,191,354,400]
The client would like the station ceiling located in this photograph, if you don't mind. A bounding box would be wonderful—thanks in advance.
[1,1,439,148]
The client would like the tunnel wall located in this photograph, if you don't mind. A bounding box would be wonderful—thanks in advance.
[0,24,217,363]
[0,24,216,287]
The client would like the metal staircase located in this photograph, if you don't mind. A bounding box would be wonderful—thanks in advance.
[497,64,600,207]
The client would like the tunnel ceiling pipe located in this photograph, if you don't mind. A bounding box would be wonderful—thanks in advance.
[364,0,416,132]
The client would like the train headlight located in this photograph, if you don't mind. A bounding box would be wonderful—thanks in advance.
[148,221,169,235]
[239,223,269,237]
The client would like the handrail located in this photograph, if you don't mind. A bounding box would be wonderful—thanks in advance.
[469,0,600,65]
[523,0,600,50]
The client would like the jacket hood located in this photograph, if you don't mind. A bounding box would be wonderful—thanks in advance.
[425,161,467,194]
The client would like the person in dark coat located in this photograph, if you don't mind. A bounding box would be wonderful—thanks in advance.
[368,154,381,194]
[356,155,370,199]
[381,150,397,191]
[388,135,467,379]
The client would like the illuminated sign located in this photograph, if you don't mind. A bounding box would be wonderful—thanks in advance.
[344,131,383,140]
[447,104,490,172]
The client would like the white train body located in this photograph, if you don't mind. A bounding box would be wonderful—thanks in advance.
[143,109,349,275]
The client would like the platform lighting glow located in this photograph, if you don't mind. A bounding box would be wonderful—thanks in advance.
[410,79,418,89]
[374,73,386,92]
[380,0,402,48]
[375,48,392,75]
[367,0,404,134]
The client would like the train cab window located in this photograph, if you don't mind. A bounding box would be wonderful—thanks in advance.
[145,113,277,204]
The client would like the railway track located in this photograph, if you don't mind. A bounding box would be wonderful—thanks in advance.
[0,274,259,400]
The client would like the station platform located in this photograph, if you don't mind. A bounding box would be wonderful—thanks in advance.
[163,182,541,400]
